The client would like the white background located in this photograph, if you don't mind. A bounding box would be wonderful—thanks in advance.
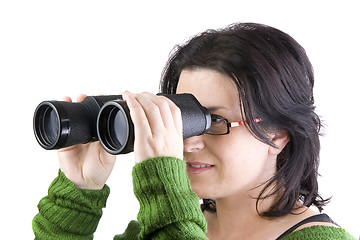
[1,0,359,239]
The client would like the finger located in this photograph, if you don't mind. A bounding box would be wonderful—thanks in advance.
[61,94,87,103]
[133,93,171,136]
[170,102,183,136]
[160,95,183,136]
[62,96,72,102]
[140,92,182,135]
[76,94,87,102]
[122,91,152,137]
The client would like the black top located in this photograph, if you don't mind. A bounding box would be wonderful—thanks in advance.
[276,214,339,239]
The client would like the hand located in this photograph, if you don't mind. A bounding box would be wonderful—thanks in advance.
[57,94,117,190]
[122,91,183,164]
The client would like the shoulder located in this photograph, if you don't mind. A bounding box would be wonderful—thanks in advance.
[282,226,356,240]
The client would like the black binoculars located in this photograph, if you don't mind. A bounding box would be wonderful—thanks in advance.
[33,94,211,155]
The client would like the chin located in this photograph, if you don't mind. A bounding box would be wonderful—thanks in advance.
[190,184,216,199]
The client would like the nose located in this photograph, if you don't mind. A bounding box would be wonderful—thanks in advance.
[184,135,205,153]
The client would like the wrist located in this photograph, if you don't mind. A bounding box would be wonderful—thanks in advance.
[61,170,108,190]
[59,170,110,197]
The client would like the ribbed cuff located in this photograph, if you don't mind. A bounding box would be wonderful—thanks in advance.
[33,170,110,237]
[132,157,207,238]
[49,170,110,209]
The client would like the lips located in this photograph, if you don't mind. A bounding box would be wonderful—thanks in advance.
[186,162,214,174]
[189,164,213,168]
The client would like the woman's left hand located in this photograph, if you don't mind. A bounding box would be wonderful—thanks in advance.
[122,91,183,163]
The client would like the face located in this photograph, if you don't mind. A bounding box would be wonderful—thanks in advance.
[176,69,277,200]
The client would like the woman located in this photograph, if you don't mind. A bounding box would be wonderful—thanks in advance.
[33,23,355,239]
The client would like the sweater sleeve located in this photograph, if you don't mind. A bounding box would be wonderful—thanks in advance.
[282,226,356,240]
[132,157,208,239]
[32,170,110,240]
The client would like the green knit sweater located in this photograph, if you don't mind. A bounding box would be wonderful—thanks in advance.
[32,157,355,239]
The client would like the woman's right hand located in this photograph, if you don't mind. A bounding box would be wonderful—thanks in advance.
[57,94,117,190]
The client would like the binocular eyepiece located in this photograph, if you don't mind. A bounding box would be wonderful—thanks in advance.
[33,94,211,155]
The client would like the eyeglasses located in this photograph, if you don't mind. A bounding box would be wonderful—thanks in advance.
[206,114,263,135]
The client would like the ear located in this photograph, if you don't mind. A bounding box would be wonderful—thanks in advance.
[268,130,290,155]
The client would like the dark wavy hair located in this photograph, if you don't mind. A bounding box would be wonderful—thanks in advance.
[159,22,329,218]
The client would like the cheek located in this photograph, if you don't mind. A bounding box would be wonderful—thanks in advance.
[218,132,269,165]
[187,132,274,199]
[214,133,273,189]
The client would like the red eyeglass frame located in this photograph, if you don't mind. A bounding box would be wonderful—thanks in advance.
[228,118,263,128]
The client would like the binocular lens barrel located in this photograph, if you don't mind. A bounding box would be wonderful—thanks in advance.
[34,103,61,148]
[33,100,95,149]
[97,100,134,154]
[33,95,123,150]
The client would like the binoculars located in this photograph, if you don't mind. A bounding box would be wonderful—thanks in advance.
[33,94,211,155]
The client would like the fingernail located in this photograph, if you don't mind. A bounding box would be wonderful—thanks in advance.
[123,90,132,95]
